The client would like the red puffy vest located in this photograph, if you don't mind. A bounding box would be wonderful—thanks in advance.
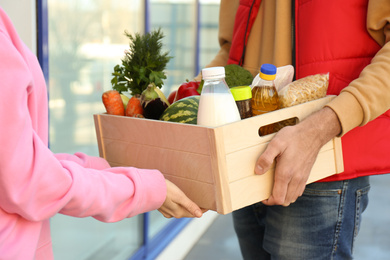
[228,0,262,65]
[230,0,390,181]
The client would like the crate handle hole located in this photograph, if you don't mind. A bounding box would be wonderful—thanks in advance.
[258,117,299,137]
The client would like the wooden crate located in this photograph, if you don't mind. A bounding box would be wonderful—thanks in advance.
[94,95,343,214]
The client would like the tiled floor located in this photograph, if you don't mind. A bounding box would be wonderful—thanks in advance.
[185,174,390,260]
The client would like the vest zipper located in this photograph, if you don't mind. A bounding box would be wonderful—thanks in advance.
[239,0,258,66]
[291,0,296,80]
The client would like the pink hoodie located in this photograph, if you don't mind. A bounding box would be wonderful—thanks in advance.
[0,8,166,259]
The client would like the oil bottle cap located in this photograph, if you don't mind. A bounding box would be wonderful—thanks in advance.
[202,67,225,80]
[230,86,252,101]
[259,64,276,81]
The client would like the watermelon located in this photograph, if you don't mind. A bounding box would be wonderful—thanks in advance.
[159,95,200,124]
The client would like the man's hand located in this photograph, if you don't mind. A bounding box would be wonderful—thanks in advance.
[158,179,206,218]
[255,107,341,206]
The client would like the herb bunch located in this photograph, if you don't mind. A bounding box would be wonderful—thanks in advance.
[111,28,172,95]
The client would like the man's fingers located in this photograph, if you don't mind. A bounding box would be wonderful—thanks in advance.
[263,170,290,206]
[263,168,308,206]
[255,140,283,175]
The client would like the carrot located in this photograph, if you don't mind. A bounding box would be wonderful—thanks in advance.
[102,90,125,116]
[126,94,144,117]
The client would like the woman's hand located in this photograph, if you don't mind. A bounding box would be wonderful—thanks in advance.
[158,179,206,218]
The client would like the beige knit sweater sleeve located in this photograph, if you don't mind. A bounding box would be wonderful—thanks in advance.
[194,0,238,81]
[204,0,238,68]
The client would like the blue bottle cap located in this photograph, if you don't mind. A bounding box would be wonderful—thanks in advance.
[260,64,277,76]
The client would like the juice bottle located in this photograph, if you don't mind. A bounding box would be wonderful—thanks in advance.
[197,67,241,127]
[251,63,279,135]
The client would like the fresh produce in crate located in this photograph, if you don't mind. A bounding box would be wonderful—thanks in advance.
[224,64,253,87]
[160,96,200,124]
[110,28,172,96]
[167,90,177,104]
[125,94,144,117]
[102,28,173,118]
[141,83,170,120]
[120,94,130,110]
[173,80,201,103]
[102,90,125,116]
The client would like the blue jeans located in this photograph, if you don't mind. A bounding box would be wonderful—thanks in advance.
[232,176,370,260]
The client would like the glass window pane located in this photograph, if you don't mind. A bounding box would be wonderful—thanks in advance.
[48,0,143,155]
[147,0,220,240]
[149,210,171,239]
[148,0,197,240]
[149,0,220,95]
[48,0,221,257]
[199,1,220,69]
[150,0,197,97]
[48,0,144,259]
[51,215,142,260]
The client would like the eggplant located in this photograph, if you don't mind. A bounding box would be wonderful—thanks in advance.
[141,83,169,120]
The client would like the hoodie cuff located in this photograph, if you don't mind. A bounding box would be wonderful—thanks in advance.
[135,169,167,213]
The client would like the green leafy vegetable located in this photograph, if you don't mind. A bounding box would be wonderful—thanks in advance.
[224,64,254,88]
[111,28,172,95]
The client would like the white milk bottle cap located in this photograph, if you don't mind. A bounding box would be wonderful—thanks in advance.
[202,67,225,80]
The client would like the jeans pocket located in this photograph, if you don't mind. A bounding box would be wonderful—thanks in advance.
[352,184,370,251]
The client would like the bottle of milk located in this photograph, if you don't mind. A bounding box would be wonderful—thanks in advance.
[197,67,241,127]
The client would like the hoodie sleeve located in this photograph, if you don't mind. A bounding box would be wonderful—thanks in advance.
[0,13,166,223]
[54,152,111,170]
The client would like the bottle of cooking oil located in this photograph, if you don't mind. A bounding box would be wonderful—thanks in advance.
[251,63,279,135]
